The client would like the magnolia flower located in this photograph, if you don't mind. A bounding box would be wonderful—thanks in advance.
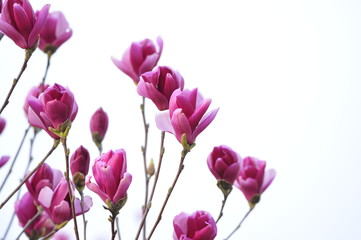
[234,156,276,207]
[137,66,185,110]
[0,117,6,134]
[156,88,219,145]
[27,83,78,139]
[86,149,132,210]
[90,107,109,150]
[23,83,49,116]
[38,177,92,225]
[38,11,72,54]
[207,145,242,184]
[15,192,54,238]
[0,0,50,49]
[173,210,217,240]
[112,37,163,84]
[0,155,10,168]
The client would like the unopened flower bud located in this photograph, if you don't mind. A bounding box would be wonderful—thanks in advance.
[147,159,155,177]
[90,108,109,152]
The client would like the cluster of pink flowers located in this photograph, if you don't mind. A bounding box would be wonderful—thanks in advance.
[0,0,276,239]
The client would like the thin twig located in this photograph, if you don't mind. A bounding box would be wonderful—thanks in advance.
[2,127,39,239]
[0,48,34,115]
[216,193,229,223]
[79,191,88,240]
[135,131,165,240]
[0,140,59,209]
[0,125,31,193]
[61,138,80,240]
[146,146,190,240]
[224,207,254,240]
[42,52,52,87]
[15,208,43,240]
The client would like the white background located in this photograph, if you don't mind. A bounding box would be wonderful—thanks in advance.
[1,0,361,239]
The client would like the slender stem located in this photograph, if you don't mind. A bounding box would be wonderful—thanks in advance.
[2,127,39,239]
[146,147,190,240]
[0,140,59,209]
[79,191,88,240]
[224,207,254,240]
[135,131,165,240]
[110,211,118,240]
[140,96,150,239]
[15,208,43,240]
[0,48,34,115]
[0,125,31,193]
[42,52,52,87]
[116,217,121,240]
[216,193,229,223]
[61,138,80,240]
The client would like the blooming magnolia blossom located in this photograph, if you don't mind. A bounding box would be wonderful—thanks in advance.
[38,177,92,225]
[27,83,78,139]
[86,149,132,207]
[15,192,54,238]
[37,11,73,54]
[137,66,185,110]
[207,145,242,184]
[0,155,10,168]
[173,210,217,240]
[0,117,6,134]
[0,0,50,49]
[90,107,109,146]
[112,37,163,84]
[70,145,90,177]
[234,156,276,206]
[156,88,219,145]
[23,83,49,116]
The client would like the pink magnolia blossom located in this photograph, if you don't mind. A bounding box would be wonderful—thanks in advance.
[234,156,276,205]
[207,145,241,184]
[37,11,72,54]
[173,210,217,240]
[0,117,6,134]
[37,177,92,225]
[15,192,54,238]
[90,107,109,144]
[0,0,50,49]
[27,83,78,139]
[137,66,185,110]
[70,145,90,177]
[0,155,10,168]
[86,149,132,206]
[23,83,49,116]
[156,88,219,145]
[112,37,163,84]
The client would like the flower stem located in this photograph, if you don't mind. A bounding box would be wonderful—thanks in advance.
[0,139,59,209]
[224,207,254,240]
[2,127,39,239]
[42,52,52,87]
[116,217,121,240]
[0,48,34,115]
[79,191,88,240]
[146,145,191,240]
[61,138,80,240]
[0,125,31,193]
[135,131,165,240]
[110,211,118,240]
[140,96,150,239]
[216,193,229,223]
[15,207,43,240]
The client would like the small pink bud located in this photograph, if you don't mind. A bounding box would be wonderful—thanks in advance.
[90,108,109,150]
[173,210,217,240]
[207,145,241,184]
[112,37,163,84]
[0,155,10,168]
[234,156,276,208]
[0,0,50,49]
[70,145,90,191]
[37,11,73,55]
[137,66,185,110]
[156,88,219,145]
[0,117,6,134]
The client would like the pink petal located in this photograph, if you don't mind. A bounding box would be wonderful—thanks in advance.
[113,172,132,203]
[155,110,175,134]
[111,55,139,83]
[28,4,50,48]
[0,155,10,168]
[261,168,276,193]
[0,19,27,48]
[52,200,71,224]
[38,186,54,209]
[86,175,110,204]
[171,109,192,143]
[191,108,219,143]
